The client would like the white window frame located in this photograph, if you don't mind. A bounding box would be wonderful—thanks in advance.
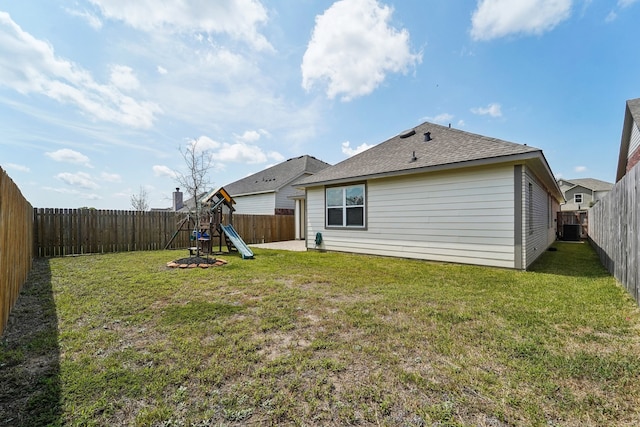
[574,193,583,204]
[325,184,366,228]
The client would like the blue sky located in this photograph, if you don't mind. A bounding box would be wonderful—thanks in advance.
[1,0,638,210]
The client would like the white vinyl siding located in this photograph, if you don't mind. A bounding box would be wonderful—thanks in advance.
[522,167,557,268]
[232,192,276,215]
[275,182,302,211]
[307,165,516,268]
[628,121,640,158]
[561,185,592,211]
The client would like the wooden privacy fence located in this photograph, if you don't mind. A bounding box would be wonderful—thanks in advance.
[589,165,640,305]
[226,214,295,244]
[33,209,295,257]
[34,209,190,256]
[1,167,34,335]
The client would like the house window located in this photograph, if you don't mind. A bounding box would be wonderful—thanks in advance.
[574,194,583,204]
[326,184,365,228]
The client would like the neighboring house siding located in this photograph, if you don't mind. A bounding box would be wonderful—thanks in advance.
[233,193,275,215]
[275,182,303,211]
[627,123,640,173]
[628,121,640,158]
[522,167,556,268]
[561,185,592,211]
[307,165,517,268]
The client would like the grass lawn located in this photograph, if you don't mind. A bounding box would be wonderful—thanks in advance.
[2,241,640,426]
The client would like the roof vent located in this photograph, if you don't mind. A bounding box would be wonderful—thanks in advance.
[399,129,416,139]
[410,151,417,162]
[424,132,432,142]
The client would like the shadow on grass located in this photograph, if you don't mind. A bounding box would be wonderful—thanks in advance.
[0,258,61,426]
[528,240,611,278]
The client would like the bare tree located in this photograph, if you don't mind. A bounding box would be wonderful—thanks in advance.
[130,186,149,211]
[175,138,213,257]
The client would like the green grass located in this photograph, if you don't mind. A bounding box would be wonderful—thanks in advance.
[2,242,640,426]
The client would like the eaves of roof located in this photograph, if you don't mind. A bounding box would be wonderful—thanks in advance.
[230,189,276,197]
[294,121,563,202]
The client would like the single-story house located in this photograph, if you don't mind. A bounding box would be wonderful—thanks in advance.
[616,97,640,182]
[223,155,331,239]
[557,178,613,211]
[295,122,564,270]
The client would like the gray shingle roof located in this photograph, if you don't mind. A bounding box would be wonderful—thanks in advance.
[628,98,640,123]
[559,178,613,192]
[223,155,331,196]
[296,122,541,186]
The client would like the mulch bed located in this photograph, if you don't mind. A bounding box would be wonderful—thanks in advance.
[166,256,228,269]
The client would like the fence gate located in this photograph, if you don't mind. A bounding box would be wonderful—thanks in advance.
[557,211,588,240]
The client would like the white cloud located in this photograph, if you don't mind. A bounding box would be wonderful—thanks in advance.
[43,186,101,200]
[471,103,503,117]
[188,134,281,164]
[342,141,374,157]
[215,142,271,164]
[55,171,100,189]
[153,165,178,179]
[190,136,222,152]
[109,65,140,91]
[111,20,320,143]
[268,151,285,162]
[471,0,572,41]
[574,165,587,173]
[233,129,271,143]
[425,113,454,125]
[235,130,262,143]
[0,12,161,128]
[301,0,422,101]
[46,148,92,167]
[5,163,30,172]
[88,0,272,51]
[100,172,122,182]
[619,0,639,7]
[157,66,168,75]
[606,0,638,22]
[457,119,466,127]
[64,8,103,30]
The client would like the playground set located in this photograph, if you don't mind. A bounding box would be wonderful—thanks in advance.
[164,187,254,259]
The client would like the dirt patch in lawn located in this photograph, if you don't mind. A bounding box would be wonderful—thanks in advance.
[166,256,227,268]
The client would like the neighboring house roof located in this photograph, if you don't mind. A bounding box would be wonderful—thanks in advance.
[176,192,207,213]
[224,155,331,197]
[557,178,613,193]
[295,121,563,201]
[616,97,640,182]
